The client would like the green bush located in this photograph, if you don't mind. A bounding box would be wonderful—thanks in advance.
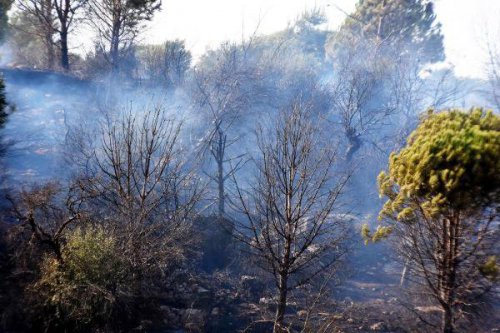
[30,226,130,332]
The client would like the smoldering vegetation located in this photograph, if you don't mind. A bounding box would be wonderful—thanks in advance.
[0,2,499,333]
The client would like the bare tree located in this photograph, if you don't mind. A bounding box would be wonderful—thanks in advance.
[329,40,396,161]
[193,42,259,218]
[328,28,459,161]
[68,105,202,278]
[233,100,351,333]
[486,39,500,111]
[86,0,161,73]
[5,105,202,331]
[386,205,499,332]
[11,106,202,268]
[389,58,464,150]
[8,182,83,263]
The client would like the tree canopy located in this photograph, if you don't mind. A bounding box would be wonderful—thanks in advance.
[378,108,499,223]
[330,0,444,64]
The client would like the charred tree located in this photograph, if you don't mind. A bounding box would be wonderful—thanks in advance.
[234,100,351,333]
[193,43,257,219]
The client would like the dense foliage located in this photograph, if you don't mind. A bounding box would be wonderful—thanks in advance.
[29,227,129,332]
[367,108,499,333]
[331,0,444,63]
[378,108,499,222]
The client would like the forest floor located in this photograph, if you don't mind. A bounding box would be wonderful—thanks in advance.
[329,241,500,333]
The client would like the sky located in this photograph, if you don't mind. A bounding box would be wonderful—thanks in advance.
[129,0,499,79]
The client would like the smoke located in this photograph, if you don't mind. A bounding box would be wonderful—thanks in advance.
[0,44,14,67]
[0,11,498,333]
[0,8,493,217]
[1,6,494,220]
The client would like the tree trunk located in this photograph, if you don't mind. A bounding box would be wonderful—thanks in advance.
[218,160,224,217]
[111,44,119,74]
[440,215,458,333]
[60,28,69,71]
[41,0,55,70]
[110,17,121,74]
[346,132,361,161]
[442,305,453,333]
[217,134,225,218]
[214,128,226,218]
[45,33,55,70]
[274,273,288,333]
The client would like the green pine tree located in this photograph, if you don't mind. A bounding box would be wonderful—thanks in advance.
[329,0,444,64]
[365,108,500,333]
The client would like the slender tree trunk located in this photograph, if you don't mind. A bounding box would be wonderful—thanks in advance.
[274,273,288,333]
[442,305,453,333]
[214,128,226,218]
[345,128,361,161]
[217,133,225,218]
[111,44,119,73]
[45,33,55,70]
[60,28,69,71]
[273,147,294,333]
[275,222,292,333]
[440,215,458,333]
[40,0,55,70]
[217,159,224,217]
[110,16,121,74]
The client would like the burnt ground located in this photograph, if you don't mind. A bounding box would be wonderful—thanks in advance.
[326,240,500,333]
